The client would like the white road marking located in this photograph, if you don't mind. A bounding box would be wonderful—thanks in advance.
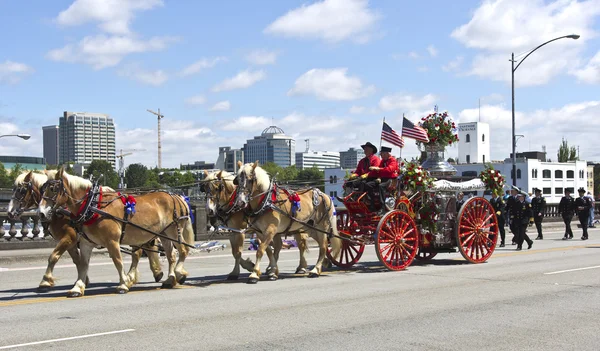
[0,329,135,350]
[544,265,600,275]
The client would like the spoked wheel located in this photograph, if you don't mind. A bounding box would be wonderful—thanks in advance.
[326,210,365,269]
[456,197,499,263]
[415,250,437,261]
[375,210,419,271]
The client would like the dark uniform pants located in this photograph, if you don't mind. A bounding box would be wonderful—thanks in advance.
[497,216,506,244]
[562,214,574,238]
[362,178,379,211]
[534,216,543,237]
[578,214,589,239]
[516,223,532,247]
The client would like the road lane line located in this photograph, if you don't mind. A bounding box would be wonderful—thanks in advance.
[544,265,600,275]
[0,329,135,350]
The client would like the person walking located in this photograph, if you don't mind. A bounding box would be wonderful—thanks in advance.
[506,187,519,244]
[490,191,506,247]
[575,187,592,240]
[502,190,511,224]
[531,188,546,240]
[558,188,575,240]
[513,193,533,251]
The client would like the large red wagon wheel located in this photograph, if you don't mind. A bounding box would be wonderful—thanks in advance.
[326,210,365,269]
[375,210,419,271]
[456,197,498,263]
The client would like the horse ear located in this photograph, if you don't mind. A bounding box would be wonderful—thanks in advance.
[57,168,64,179]
[237,160,243,168]
[217,170,223,179]
[253,160,259,169]
[204,170,209,176]
[24,171,33,182]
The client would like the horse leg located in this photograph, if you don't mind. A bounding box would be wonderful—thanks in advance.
[66,245,90,287]
[174,220,194,285]
[294,232,308,275]
[127,248,142,285]
[105,241,131,294]
[38,235,75,291]
[66,240,94,298]
[228,232,247,280]
[308,230,327,278]
[145,244,164,283]
[161,239,178,289]
[265,235,282,280]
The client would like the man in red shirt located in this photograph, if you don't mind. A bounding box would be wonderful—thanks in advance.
[344,142,381,210]
[368,146,399,211]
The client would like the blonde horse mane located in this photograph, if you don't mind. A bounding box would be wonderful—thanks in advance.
[14,171,49,188]
[239,163,270,192]
[61,172,116,192]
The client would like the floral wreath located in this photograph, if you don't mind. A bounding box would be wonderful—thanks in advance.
[399,160,436,193]
[479,164,506,196]
[416,111,459,149]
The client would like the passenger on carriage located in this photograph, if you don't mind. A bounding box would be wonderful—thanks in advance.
[343,141,381,210]
[368,146,400,210]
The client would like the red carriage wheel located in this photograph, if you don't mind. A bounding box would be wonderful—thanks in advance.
[456,197,499,263]
[415,250,437,261]
[375,210,419,271]
[326,210,365,269]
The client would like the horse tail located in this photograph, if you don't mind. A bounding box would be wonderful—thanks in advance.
[327,199,343,261]
[174,194,196,254]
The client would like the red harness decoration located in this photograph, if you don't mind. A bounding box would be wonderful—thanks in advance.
[75,187,103,226]
[257,183,278,211]
[228,188,238,208]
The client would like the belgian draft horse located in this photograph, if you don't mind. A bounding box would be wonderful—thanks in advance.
[38,169,193,296]
[235,161,342,284]
[8,171,163,293]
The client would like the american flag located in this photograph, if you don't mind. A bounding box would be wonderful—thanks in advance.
[381,121,404,148]
[402,117,430,143]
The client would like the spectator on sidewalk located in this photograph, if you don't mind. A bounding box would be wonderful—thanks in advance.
[531,188,546,240]
[575,187,592,240]
[585,192,595,228]
[559,189,575,240]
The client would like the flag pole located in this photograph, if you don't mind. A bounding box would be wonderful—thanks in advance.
[398,113,404,161]
[380,116,385,152]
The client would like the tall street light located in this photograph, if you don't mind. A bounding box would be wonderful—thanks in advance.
[0,134,31,140]
[511,34,580,187]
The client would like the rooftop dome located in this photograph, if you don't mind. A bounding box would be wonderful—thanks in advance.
[261,125,285,135]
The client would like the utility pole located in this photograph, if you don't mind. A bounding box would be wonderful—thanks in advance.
[146,109,164,169]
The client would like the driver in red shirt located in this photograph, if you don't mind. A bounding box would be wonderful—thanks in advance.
[368,146,399,211]
[344,142,381,210]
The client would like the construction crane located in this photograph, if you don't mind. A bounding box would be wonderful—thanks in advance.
[146,108,164,169]
[117,148,146,189]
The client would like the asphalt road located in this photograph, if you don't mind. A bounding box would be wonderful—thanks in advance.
[1,227,599,351]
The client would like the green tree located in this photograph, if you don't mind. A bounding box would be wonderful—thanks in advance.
[557,138,578,162]
[447,157,456,164]
[179,172,196,186]
[0,162,12,187]
[125,163,149,188]
[8,163,24,184]
[144,167,161,188]
[84,160,119,189]
[280,165,299,182]
[261,162,282,178]
[297,166,324,182]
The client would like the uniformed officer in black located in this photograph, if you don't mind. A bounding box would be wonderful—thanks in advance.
[490,191,506,247]
[530,188,546,240]
[558,188,575,239]
[575,187,592,240]
[506,187,519,244]
[512,193,533,251]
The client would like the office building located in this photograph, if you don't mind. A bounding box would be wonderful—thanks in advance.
[42,125,59,166]
[215,146,244,173]
[339,147,365,170]
[295,150,340,170]
[243,126,295,167]
[59,111,116,167]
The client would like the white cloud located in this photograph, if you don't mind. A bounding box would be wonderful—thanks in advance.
[481,93,504,103]
[179,57,226,77]
[264,0,381,43]
[211,70,266,92]
[349,105,380,114]
[56,0,163,35]
[184,95,206,106]
[451,0,599,85]
[288,68,375,101]
[379,93,437,112]
[245,50,279,65]
[47,34,177,70]
[572,51,600,84]
[118,64,168,86]
[0,122,43,160]
[417,66,429,72]
[427,45,438,57]
[0,60,34,84]
[220,116,270,131]
[442,56,464,72]
[210,101,231,111]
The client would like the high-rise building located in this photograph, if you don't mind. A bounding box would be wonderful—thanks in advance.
[295,150,340,170]
[339,147,365,170]
[59,111,116,167]
[42,125,59,166]
[216,146,244,173]
[243,126,295,167]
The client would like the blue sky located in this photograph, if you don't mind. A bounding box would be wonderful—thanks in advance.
[0,0,599,168]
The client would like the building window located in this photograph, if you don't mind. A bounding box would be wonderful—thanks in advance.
[532,169,535,178]
[482,155,485,163]
[329,176,333,183]
[579,170,585,179]
[566,187,574,194]
[542,170,551,179]
[466,155,471,164]
[543,188,551,195]
[567,170,574,179]
[555,187,563,195]
[334,175,338,183]
[466,134,471,143]
[555,170,563,179]
[330,191,334,197]
[517,169,522,179]
[482,134,485,142]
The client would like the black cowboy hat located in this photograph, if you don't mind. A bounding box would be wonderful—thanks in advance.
[380,146,392,153]
[578,187,586,193]
[361,142,377,153]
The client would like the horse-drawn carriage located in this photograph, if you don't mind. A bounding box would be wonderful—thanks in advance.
[326,167,500,271]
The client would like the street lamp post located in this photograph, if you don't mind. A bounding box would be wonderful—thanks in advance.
[511,34,580,187]
[0,134,31,140]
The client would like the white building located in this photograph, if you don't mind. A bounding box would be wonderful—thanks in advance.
[295,151,340,170]
[454,159,588,203]
[324,168,347,207]
[457,122,490,164]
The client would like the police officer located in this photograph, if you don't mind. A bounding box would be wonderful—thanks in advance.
[530,188,546,240]
[506,187,519,244]
[558,188,575,240]
[575,187,592,240]
[512,193,534,251]
[490,191,506,247]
